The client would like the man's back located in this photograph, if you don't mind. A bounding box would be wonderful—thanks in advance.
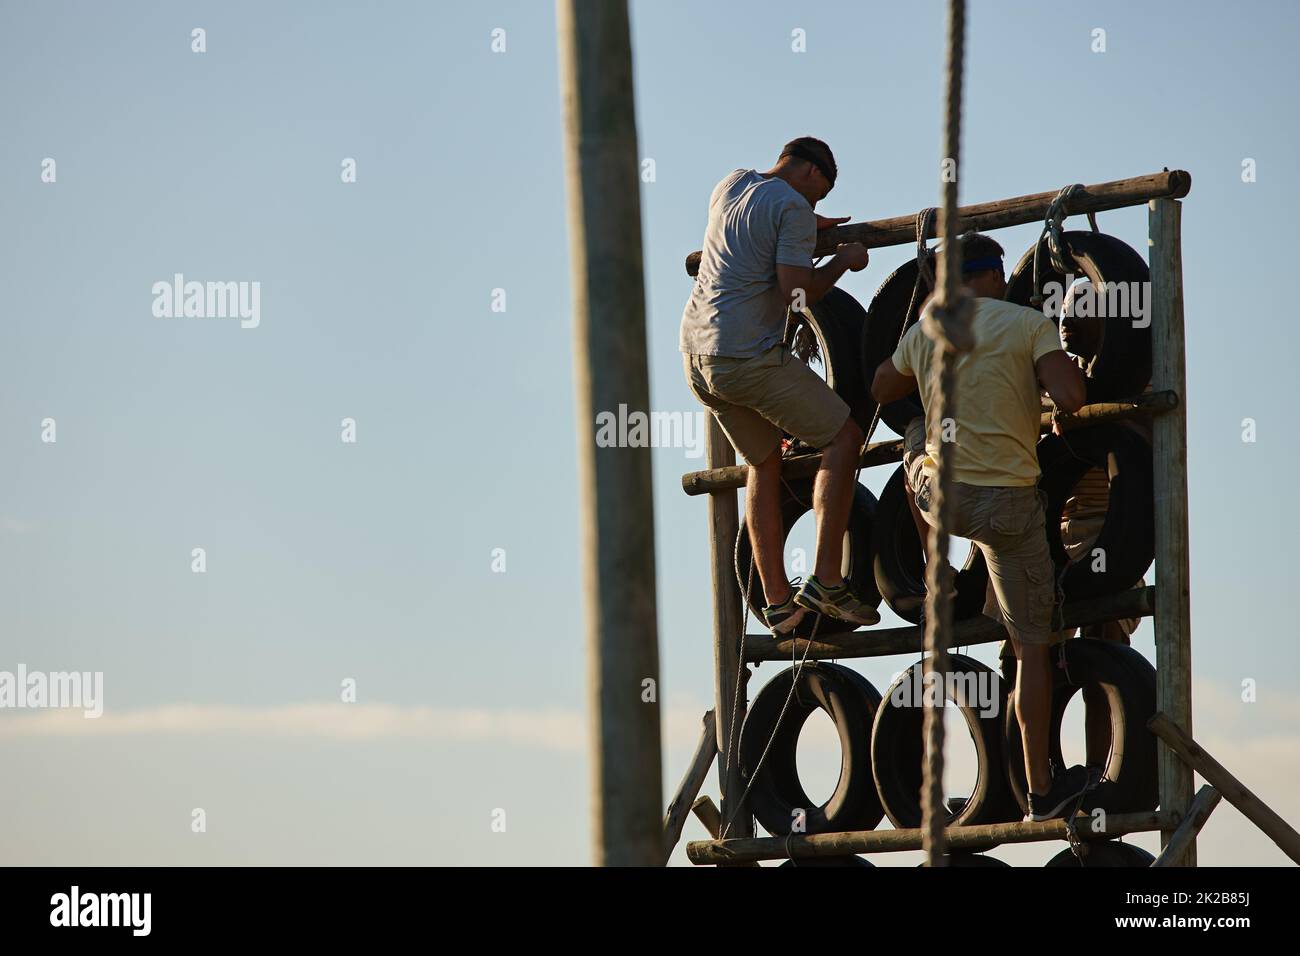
[893,298,1061,487]
[679,169,816,359]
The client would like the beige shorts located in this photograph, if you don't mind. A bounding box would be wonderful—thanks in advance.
[683,344,850,465]
[903,418,1059,647]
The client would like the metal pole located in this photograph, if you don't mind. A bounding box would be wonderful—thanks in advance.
[557,0,663,866]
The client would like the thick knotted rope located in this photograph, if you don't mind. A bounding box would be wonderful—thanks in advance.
[918,0,972,868]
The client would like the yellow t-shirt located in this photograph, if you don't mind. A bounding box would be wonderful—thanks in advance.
[891,298,1062,487]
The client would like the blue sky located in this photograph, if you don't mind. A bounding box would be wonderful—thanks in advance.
[1,0,1297,865]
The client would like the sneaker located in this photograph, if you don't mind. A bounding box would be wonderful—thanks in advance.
[762,591,809,635]
[794,575,881,627]
[1026,764,1092,822]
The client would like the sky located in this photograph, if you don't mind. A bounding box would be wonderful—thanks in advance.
[1,0,1297,866]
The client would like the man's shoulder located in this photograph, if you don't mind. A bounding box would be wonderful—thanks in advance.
[976,297,1043,320]
[976,297,1054,331]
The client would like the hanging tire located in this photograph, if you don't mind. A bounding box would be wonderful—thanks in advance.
[735,478,881,637]
[780,855,875,868]
[872,464,989,624]
[1003,639,1158,816]
[1005,232,1151,403]
[1036,425,1154,602]
[872,654,1021,830]
[799,287,877,434]
[1045,840,1155,867]
[860,258,931,436]
[741,662,885,837]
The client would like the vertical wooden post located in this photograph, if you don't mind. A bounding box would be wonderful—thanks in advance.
[1149,198,1194,865]
[706,418,752,839]
[557,0,663,866]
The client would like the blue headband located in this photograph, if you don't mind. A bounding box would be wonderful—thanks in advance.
[962,255,1003,275]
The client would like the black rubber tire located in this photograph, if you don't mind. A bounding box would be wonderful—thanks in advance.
[801,287,878,434]
[741,662,885,837]
[918,853,1012,868]
[860,258,931,436]
[872,654,1021,830]
[872,464,989,624]
[735,478,881,637]
[1036,425,1154,602]
[780,855,875,868]
[1045,840,1155,867]
[1005,232,1152,403]
[1003,638,1158,816]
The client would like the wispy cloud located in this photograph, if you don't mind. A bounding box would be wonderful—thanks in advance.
[0,700,718,755]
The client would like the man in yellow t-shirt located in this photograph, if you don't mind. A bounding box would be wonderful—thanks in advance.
[871,233,1089,822]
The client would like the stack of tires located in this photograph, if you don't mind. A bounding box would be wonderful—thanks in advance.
[735,236,1163,865]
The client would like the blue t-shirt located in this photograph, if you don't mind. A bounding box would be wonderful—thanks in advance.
[679,169,817,358]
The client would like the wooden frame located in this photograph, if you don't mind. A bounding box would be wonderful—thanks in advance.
[680,170,1204,866]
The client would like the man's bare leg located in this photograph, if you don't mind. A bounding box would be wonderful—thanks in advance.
[1015,641,1054,796]
[812,418,865,584]
[747,445,791,605]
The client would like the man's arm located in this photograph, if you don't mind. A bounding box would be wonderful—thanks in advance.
[871,357,917,404]
[776,242,869,309]
[1036,350,1086,413]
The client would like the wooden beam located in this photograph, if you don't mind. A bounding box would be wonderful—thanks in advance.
[558,0,663,867]
[1148,713,1300,865]
[690,795,722,838]
[1149,198,1195,864]
[681,391,1176,497]
[705,420,752,839]
[690,797,762,866]
[1152,785,1221,868]
[686,810,1171,865]
[662,710,717,862]
[746,585,1154,662]
[685,170,1192,276]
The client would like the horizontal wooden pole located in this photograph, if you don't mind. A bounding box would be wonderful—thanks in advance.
[681,392,1176,497]
[1148,712,1300,865]
[683,438,903,497]
[746,585,1154,662]
[1151,784,1221,868]
[685,169,1191,276]
[662,710,717,863]
[686,809,1172,864]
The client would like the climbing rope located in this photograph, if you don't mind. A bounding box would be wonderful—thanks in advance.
[1030,183,1085,308]
[917,0,974,868]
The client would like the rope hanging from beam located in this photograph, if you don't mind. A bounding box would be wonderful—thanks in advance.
[918,0,973,868]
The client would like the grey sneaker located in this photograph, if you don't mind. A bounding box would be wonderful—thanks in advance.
[793,575,880,627]
[762,589,809,635]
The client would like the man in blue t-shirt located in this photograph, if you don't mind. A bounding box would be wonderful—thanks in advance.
[681,137,877,633]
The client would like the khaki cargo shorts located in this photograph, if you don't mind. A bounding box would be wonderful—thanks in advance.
[683,343,850,466]
[903,418,1060,648]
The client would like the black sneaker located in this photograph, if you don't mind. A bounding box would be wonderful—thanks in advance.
[1027,764,1092,822]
